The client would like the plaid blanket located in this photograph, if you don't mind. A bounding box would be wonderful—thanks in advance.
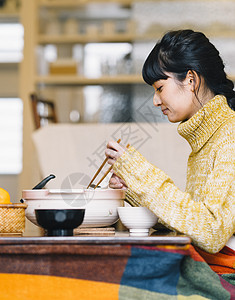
[119,245,235,300]
[0,244,234,299]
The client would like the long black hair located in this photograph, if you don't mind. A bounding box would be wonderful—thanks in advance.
[142,29,235,110]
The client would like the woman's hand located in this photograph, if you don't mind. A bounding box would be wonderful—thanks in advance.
[109,173,127,190]
[105,141,128,189]
[105,141,125,166]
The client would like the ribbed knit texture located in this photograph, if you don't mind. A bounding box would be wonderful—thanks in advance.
[113,95,235,254]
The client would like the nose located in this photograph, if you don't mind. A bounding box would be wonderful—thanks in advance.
[153,92,162,107]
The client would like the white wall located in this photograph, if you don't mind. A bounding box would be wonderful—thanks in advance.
[0,63,20,202]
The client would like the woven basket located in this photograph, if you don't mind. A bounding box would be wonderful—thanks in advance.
[0,203,27,234]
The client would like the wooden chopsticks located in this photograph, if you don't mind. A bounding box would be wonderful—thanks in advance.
[86,139,121,189]
[93,142,130,189]
[87,139,130,189]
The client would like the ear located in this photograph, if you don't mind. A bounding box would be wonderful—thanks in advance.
[185,70,200,92]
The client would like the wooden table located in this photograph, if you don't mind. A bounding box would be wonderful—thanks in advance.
[0,233,191,300]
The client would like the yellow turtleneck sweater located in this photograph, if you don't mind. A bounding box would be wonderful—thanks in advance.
[113,95,235,254]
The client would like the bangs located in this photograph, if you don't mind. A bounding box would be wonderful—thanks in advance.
[142,44,169,85]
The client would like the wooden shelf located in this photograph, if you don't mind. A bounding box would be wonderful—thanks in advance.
[37,31,235,46]
[35,74,235,86]
[39,0,137,7]
[136,30,235,42]
[39,0,219,7]
[35,74,144,85]
[0,11,19,20]
[38,33,136,44]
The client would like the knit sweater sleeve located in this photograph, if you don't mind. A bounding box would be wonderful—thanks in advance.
[113,146,235,254]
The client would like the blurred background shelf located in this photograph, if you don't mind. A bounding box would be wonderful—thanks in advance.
[38,0,220,7]
[0,12,19,20]
[35,74,144,85]
[23,0,235,125]
[37,32,235,45]
[39,0,137,7]
[37,33,136,44]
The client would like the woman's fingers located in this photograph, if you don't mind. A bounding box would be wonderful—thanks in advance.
[105,148,121,165]
[109,174,127,190]
[107,141,125,154]
[109,178,123,189]
[107,158,116,166]
[104,141,129,189]
[105,141,126,165]
[105,148,119,160]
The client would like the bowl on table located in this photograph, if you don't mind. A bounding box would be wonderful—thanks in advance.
[22,188,125,229]
[117,206,158,237]
[35,209,85,236]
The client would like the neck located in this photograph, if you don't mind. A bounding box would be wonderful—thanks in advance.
[178,95,234,152]
[186,91,215,121]
[196,87,215,106]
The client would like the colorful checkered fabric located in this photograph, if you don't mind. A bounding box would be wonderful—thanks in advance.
[0,244,234,299]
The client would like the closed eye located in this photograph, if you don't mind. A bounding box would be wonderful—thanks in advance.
[156,86,162,92]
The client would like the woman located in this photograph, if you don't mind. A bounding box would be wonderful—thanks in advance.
[105,30,235,267]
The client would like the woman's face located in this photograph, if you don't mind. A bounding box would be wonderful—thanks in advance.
[152,74,200,123]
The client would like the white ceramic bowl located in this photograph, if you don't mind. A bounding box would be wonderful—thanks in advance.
[22,189,125,228]
[117,207,158,236]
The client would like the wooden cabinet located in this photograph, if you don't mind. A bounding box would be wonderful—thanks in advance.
[34,0,144,87]
[21,0,235,93]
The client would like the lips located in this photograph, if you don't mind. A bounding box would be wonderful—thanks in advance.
[162,108,168,115]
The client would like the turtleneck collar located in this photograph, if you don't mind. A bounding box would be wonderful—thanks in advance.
[177,95,235,153]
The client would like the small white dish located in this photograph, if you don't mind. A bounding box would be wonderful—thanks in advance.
[117,207,158,237]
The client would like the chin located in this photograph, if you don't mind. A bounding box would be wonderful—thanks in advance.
[167,117,179,123]
[167,115,184,123]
